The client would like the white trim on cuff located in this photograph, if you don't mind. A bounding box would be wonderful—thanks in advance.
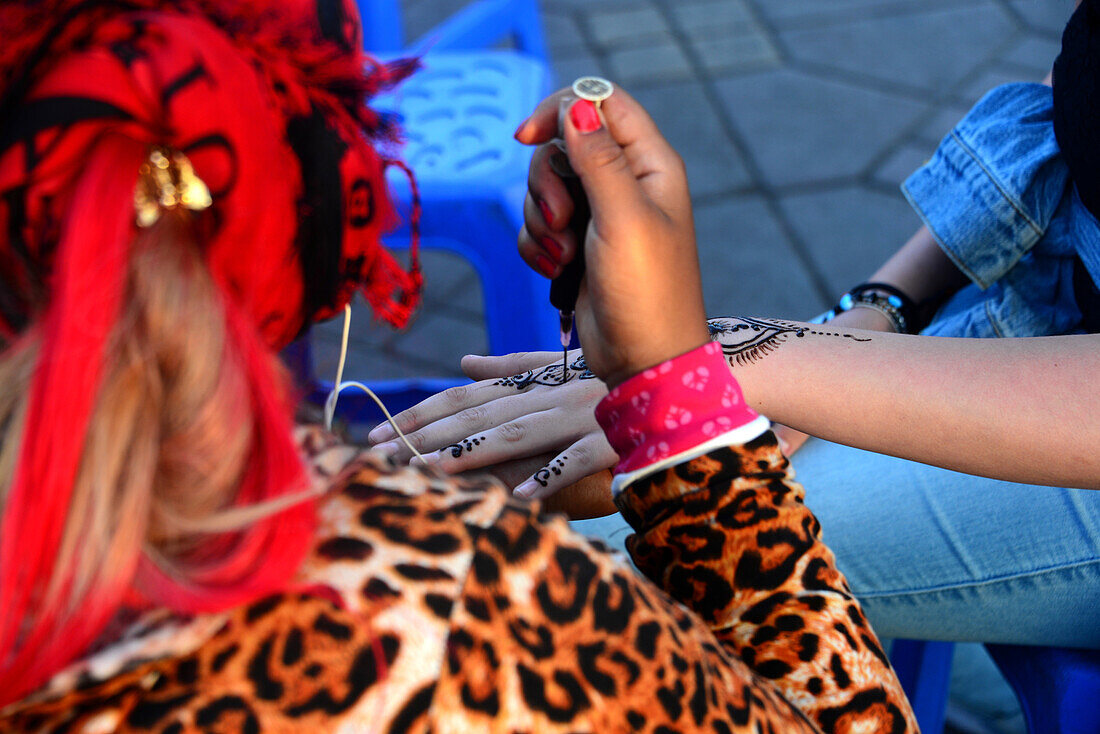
[610,415,772,497]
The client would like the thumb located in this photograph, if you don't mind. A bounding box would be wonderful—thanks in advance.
[562,99,649,223]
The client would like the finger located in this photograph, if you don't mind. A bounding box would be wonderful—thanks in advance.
[460,351,565,380]
[522,194,578,272]
[517,225,560,279]
[563,98,652,225]
[371,352,595,453]
[419,403,592,472]
[514,87,576,144]
[564,89,688,219]
[512,432,619,500]
[528,144,574,231]
[383,396,557,466]
[367,377,539,446]
[773,424,810,457]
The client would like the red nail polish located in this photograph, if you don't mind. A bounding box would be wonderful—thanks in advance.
[570,99,601,133]
[538,198,554,227]
[513,116,530,140]
[534,254,557,277]
[541,236,562,260]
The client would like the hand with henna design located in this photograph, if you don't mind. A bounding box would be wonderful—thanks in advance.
[368,348,618,502]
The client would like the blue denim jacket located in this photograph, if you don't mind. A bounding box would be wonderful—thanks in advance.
[903,82,1100,337]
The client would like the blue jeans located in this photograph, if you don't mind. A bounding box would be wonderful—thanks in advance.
[573,437,1100,648]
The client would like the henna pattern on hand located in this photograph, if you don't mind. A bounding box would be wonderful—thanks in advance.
[493,355,596,390]
[446,435,487,459]
[533,455,569,487]
[707,317,871,366]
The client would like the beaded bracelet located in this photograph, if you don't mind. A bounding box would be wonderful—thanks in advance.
[812,282,918,334]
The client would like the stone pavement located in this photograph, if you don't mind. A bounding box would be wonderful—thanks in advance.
[314,0,1073,386]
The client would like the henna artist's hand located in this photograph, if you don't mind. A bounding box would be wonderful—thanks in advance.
[366,350,618,501]
[516,85,710,388]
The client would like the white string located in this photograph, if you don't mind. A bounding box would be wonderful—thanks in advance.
[323,304,440,472]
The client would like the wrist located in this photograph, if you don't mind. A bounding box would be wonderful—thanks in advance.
[595,341,764,483]
[834,304,897,332]
[815,281,922,334]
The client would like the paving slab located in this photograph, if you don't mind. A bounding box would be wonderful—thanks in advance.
[632,81,753,195]
[1005,0,1075,34]
[713,68,926,187]
[548,47,611,89]
[873,142,933,189]
[953,66,1042,106]
[915,102,975,147]
[779,185,923,295]
[690,30,781,76]
[695,196,828,319]
[753,0,982,29]
[586,5,669,48]
[401,0,470,44]
[670,0,758,36]
[999,35,1060,73]
[606,37,695,86]
[541,10,588,56]
[779,2,1016,96]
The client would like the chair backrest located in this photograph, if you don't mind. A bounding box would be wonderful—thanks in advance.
[356,0,404,53]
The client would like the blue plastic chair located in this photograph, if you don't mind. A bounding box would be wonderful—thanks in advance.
[297,0,556,425]
[890,639,955,733]
[890,639,1100,733]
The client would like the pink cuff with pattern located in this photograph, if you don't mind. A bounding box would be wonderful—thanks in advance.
[594,341,760,475]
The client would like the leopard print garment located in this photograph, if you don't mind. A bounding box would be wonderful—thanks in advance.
[0,428,916,733]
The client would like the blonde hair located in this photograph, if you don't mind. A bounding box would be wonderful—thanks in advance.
[0,212,303,617]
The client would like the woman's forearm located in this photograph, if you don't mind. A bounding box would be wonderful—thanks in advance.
[711,318,1100,488]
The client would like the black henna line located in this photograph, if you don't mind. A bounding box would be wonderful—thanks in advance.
[446,435,486,459]
[492,355,596,390]
[707,317,870,366]
[533,455,569,487]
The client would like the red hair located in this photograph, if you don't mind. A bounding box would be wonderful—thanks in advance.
[0,0,419,702]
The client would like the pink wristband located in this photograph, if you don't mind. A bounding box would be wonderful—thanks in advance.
[594,341,760,475]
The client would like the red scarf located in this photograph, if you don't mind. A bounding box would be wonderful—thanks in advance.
[0,0,420,701]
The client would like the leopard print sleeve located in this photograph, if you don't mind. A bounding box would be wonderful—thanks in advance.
[615,430,919,734]
[431,490,823,733]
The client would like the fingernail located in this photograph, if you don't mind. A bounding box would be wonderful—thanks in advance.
[537,198,554,227]
[373,441,398,457]
[534,254,557,278]
[368,423,394,443]
[569,99,601,133]
[541,236,562,261]
[513,116,530,140]
[514,480,539,498]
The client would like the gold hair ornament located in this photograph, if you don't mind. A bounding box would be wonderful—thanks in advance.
[134,146,212,228]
